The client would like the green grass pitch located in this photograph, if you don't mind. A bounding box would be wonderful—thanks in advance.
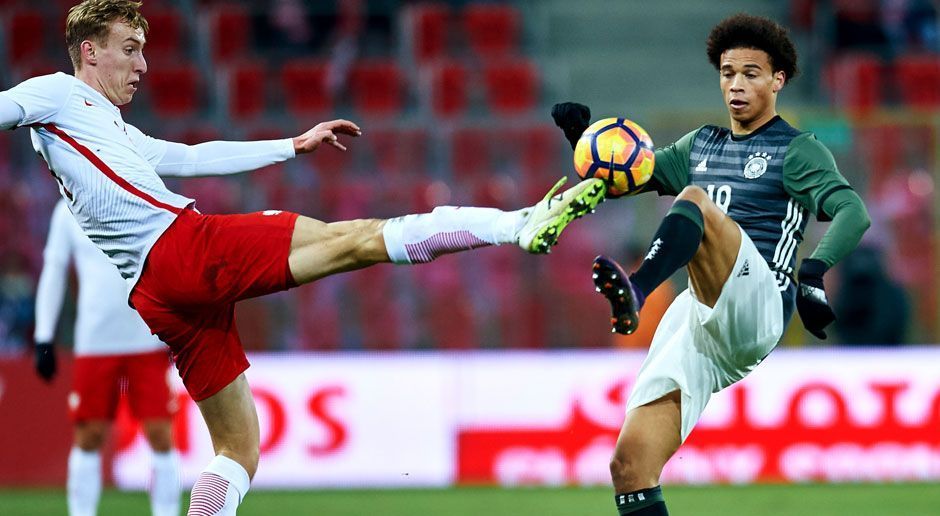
[1,483,938,515]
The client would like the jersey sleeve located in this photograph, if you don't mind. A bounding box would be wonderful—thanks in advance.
[33,201,75,344]
[783,133,852,221]
[0,73,73,127]
[125,123,170,167]
[643,127,698,196]
[151,138,296,177]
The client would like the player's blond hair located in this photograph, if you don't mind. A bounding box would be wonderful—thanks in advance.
[65,0,149,70]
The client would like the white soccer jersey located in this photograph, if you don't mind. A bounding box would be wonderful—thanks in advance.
[34,200,166,356]
[0,72,295,288]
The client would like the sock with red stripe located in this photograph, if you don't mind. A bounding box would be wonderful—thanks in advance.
[187,455,250,516]
[382,206,526,264]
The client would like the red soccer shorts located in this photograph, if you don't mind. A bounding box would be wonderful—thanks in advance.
[130,208,299,401]
[70,350,175,423]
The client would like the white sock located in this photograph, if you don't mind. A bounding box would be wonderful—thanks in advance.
[67,447,101,516]
[382,206,527,264]
[187,455,250,516]
[150,451,181,516]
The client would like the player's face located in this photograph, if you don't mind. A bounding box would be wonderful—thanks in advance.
[718,48,785,132]
[94,21,147,106]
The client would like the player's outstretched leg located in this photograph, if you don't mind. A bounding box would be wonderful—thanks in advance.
[287,177,606,284]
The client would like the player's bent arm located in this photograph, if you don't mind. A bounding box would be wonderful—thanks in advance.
[33,204,74,344]
[783,132,870,267]
[641,127,700,196]
[807,188,871,267]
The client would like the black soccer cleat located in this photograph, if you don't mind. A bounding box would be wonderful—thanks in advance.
[592,255,644,335]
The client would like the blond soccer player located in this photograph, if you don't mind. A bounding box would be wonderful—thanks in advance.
[1,1,605,513]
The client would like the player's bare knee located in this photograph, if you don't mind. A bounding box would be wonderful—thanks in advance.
[609,452,653,492]
[74,423,108,450]
[143,422,174,453]
[676,185,721,218]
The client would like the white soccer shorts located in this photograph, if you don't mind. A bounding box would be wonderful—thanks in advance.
[625,225,785,442]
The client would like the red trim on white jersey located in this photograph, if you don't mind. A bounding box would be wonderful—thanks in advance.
[42,123,183,215]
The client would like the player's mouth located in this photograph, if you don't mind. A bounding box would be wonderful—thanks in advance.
[129,80,139,92]
[729,98,748,110]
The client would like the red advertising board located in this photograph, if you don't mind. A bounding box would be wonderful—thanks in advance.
[4,349,940,488]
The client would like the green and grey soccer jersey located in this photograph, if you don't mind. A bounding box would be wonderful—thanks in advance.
[646,116,852,323]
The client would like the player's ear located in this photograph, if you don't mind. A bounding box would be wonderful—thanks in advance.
[772,70,785,93]
[80,40,97,65]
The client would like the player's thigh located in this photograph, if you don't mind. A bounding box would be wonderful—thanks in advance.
[676,186,742,307]
[288,216,388,285]
[195,373,260,478]
[611,390,682,489]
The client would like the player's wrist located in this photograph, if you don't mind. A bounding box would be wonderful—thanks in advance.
[798,258,828,282]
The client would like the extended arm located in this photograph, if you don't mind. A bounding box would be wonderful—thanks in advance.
[135,119,362,178]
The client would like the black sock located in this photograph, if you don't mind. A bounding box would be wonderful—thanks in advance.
[630,200,704,298]
[614,485,669,515]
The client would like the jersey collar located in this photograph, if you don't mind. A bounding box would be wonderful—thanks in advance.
[730,115,782,142]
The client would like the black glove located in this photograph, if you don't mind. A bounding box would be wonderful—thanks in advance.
[551,102,591,150]
[35,343,57,382]
[796,258,835,339]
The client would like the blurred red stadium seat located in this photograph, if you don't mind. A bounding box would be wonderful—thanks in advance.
[8,10,46,64]
[482,59,539,115]
[462,4,520,59]
[450,127,492,181]
[280,59,332,116]
[352,267,404,350]
[141,8,184,63]
[226,61,266,120]
[895,55,940,109]
[349,60,405,117]
[427,60,469,118]
[207,6,251,63]
[825,54,882,112]
[365,127,429,178]
[404,3,449,63]
[146,64,200,116]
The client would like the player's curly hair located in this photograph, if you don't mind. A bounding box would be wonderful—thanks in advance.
[66,0,149,70]
[706,13,799,84]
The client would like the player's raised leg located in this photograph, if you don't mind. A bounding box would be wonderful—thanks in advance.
[594,185,740,334]
[288,177,606,284]
[599,185,742,515]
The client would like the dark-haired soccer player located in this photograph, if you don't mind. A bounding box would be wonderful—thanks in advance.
[553,14,870,515]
